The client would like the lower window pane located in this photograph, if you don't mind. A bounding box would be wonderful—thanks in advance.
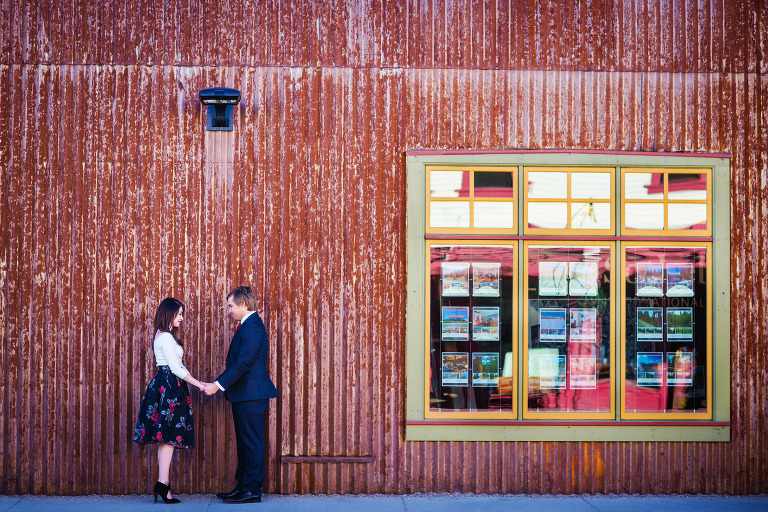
[474,201,515,228]
[624,246,709,414]
[528,202,568,229]
[429,244,515,413]
[430,201,470,228]
[625,203,665,230]
[667,203,708,230]
[526,245,612,415]
[571,202,611,230]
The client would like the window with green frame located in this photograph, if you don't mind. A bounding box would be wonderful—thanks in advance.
[405,151,731,442]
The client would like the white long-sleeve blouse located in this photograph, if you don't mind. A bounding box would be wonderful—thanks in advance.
[153,331,190,380]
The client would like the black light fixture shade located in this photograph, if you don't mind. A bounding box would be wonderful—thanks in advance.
[199,87,241,132]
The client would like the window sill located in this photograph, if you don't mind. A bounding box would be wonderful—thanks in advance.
[405,420,730,442]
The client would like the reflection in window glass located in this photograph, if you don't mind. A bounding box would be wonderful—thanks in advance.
[667,174,707,200]
[430,170,469,197]
[474,202,515,229]
[429,245,515,413]
[526,246,612,415]
[625,173,665,200]
[624,246,708,414]
[667,204,708,230]
[528,172,567,199]
[474,171,514,198]
[571,202,611,230]
[430,201,470,228]
[528,202,568,229]
[571,173,612,199]
[625,203,665,230]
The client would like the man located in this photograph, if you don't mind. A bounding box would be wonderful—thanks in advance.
[204,286,279,504]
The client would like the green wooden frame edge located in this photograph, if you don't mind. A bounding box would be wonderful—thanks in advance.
[405,424,730,442]
[404,152,731,441]
[712,159,731,423]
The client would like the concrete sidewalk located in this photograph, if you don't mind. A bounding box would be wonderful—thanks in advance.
[1,493,767,512]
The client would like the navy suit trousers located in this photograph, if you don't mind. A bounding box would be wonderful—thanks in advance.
[232,399,269,493]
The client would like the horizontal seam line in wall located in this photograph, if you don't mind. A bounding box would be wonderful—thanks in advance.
[280,456,375,463]
[0,62,763,75]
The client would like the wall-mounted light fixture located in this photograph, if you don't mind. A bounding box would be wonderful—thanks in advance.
[199,87,241,131]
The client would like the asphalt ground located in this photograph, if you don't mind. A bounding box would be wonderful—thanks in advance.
[1,494,767,512]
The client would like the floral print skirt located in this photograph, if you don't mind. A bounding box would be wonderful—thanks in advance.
[133,366,194,448]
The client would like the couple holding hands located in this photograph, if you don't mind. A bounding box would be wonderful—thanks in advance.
[133,286,278,504]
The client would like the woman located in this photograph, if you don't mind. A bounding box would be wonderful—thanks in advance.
[133,297,208,504]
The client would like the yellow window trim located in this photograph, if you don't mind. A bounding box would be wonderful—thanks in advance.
[522,240,616,420]
[619,241,712,420]
[406,152,729,441]
[523,167,616,236]
[424,239,518,420]
[621,168,712,236]
[426,166,517,235]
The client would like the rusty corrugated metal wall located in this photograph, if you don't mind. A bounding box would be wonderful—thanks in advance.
[1,0,766,496]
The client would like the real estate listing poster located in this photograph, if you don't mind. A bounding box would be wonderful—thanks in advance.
[636,307,664,340]
[441,307,469,341]
[471,352,500,387]
[441,262,470,297]
[568,261,598,296]
[666,263,694,297]
[527,347,558,389]
[539,261,568,296]
[569,308,597,343]
[636,263,664,297]
[540,308,567,342]
[637,352,663,386]
[472,263,501,297]
[472,307,500,341]
[569,356,597,389]
[666,308,693,340]
[540,355,567,389]
[666,351,694,385]
[441,352,469,386]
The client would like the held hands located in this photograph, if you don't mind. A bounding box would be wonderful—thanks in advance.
[203,382,220,396]
[197,381,210,391]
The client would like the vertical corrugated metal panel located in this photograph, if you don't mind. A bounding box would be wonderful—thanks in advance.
[1,0,766,497]
[5,0,761,73]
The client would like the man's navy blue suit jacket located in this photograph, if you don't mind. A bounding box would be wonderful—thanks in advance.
[216,312,279,403]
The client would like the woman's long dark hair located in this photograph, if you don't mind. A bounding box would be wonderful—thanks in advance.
[154,297,184,346]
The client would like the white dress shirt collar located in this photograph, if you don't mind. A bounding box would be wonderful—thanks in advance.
[240,310,256,325]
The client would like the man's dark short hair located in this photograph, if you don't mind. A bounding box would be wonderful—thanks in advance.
[227,286,258,311]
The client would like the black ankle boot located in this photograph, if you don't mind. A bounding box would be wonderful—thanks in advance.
[153,481,181,504]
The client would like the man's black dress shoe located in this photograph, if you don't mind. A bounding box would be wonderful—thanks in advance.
[223,490,262,504]
[216,487,242,499]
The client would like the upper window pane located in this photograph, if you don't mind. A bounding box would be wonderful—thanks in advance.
[667,173,707,200]
[528,172,568,198]
[625,173,665,200]
[474,171,514,198]
[622,168,711,235]
[430,170,469,197]
[572,172,612,199]
[525,168,614,234]
[427,167,516,234]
